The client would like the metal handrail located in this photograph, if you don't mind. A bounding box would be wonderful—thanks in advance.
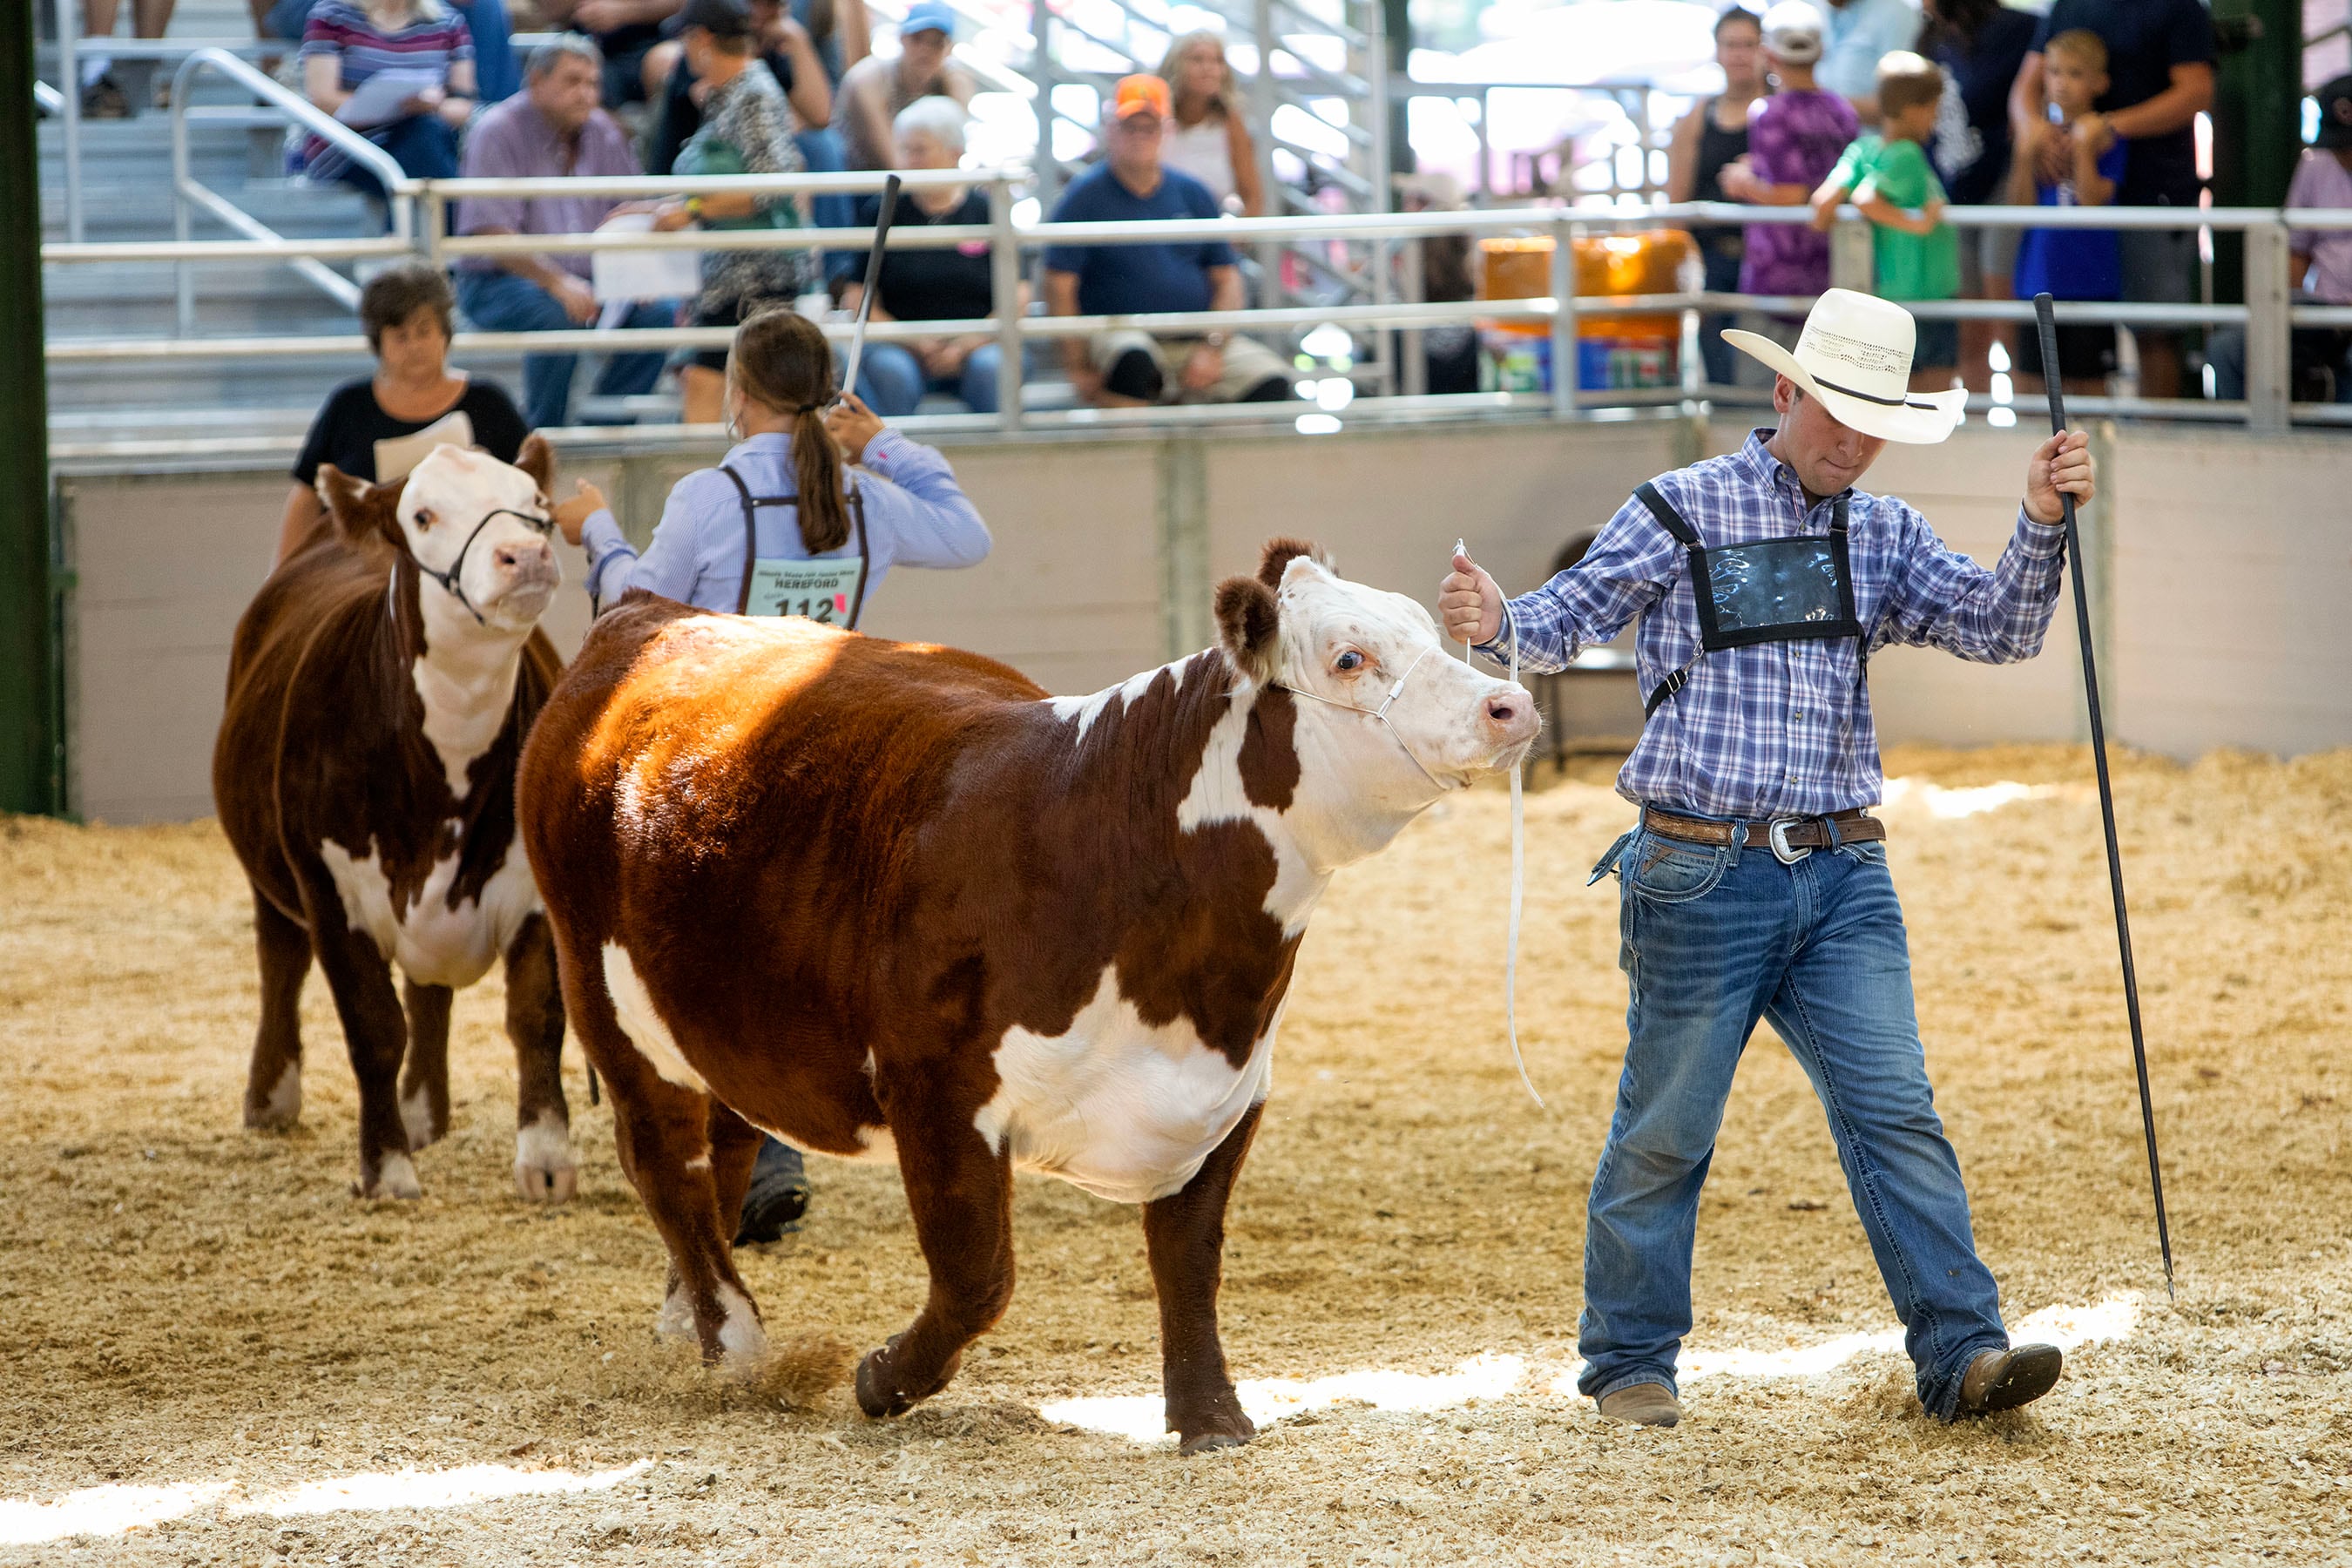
[167,46,419,332]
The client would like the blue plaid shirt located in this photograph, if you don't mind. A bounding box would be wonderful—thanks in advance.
[1478,430,2067,820]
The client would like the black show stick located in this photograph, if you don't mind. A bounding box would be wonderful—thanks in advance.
[2032,291,2176,1302]
[838,173,902,406]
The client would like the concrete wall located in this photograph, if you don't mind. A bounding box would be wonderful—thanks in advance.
[57,416,2352,823]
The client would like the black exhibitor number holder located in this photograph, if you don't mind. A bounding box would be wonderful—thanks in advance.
[2032,291,2177,1302]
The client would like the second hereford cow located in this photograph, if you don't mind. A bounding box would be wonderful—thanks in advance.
[517,539,1538,1451]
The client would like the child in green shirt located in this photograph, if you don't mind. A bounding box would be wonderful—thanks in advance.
[1811,51,1962,388]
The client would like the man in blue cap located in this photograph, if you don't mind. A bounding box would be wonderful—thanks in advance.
[830,0,972,172]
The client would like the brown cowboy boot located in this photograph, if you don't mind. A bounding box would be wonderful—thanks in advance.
[1597,1382,1681,1428]
[1957,1343,2064,1416]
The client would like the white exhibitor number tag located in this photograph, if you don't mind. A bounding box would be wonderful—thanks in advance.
[744,557,863,623]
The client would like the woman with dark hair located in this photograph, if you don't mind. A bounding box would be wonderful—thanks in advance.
[645,0,816,426]
[553,305,992,1241]
[277,262,527,564]
[1157,30,1264,216]
[1666,6,1765,386]
[1918,0,2038,387]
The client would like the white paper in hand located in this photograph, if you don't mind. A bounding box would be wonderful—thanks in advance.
[591,212,701,303]
[335,68,443,129]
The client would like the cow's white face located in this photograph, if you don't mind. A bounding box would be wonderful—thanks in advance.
[396,444,561,632]
[1270,556,1538,808]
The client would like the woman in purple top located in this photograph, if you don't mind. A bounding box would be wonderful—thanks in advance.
[1720,3,1858,298]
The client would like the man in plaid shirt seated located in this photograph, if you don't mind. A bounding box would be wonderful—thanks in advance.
[1442,290,2098,1429]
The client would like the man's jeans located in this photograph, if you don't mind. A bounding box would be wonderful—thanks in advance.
[456,271,672,429]
[1578,822,2010,1418]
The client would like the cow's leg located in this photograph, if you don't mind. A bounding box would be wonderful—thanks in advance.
[855,1097,1014,1420]
[556,938,763,1369]
[241,888,311,1131]
[308,915,422,1200]
[1142,1102,1265,1455]
[396,980,453,1152]
[504,915,577,1204]
[706,1098,764,1243]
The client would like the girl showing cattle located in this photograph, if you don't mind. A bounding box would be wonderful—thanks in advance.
[552,302,992,1244]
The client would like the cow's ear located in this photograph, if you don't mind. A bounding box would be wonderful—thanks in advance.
[1214,575,1281,683]
[1257,537,1330,589]
[513,433,555,496]
[317,464,402,548]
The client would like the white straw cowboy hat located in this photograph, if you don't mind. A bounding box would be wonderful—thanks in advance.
[1723,289,1967,445]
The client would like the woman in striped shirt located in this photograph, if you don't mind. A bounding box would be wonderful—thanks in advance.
[301,0,476,220]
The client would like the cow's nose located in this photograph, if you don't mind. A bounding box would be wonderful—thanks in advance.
[1484,689,1540,742]
[495,538,552,572]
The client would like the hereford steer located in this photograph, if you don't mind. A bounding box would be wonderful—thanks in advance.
[214,440,578,1203]
[516,538,1538,1451]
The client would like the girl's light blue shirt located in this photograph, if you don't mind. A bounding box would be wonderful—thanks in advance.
[578,428,990,612]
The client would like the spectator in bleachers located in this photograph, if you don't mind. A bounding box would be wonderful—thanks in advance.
[1043,75,1289,407]
[537,0,679,107]
[2010,30,2123,400]
[455,37,676,429]
[1814,0,1920,121]
[1720,3,1857,304]
[1156,30,1265,218]
[1918,0,2038,390]
[299,0,476,215]
[76,0,177,118]
[830,0,972,172]
[645,0,854,264]
[2208,74,2352,406]
[1666,6,1764,386]
[267,0,517,102]
[1811,51,1961,391]
[276,263,528,564]
[843,97,1012,416]
[2009,0,2214,400]
[645,0,835,175]
[645,0,814,425]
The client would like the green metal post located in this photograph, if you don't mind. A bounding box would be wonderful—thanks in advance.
[0,0,59,816]
[2209,0,2303,306]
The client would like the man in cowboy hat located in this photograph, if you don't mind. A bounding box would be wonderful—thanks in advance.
[1441,289,2097,1429]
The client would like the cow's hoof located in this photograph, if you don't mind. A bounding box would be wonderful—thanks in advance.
[356,1152,422,1200]
[1178,1429,1254,1456]
[1173,1405,1256,1456]
[513,1116,578,1204]
[855,1342,916,1419]
[401,1085,446,1152]
[243,1065,301,1131]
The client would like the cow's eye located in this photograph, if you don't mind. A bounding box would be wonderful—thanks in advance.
[412,509,435,528]
[1335,651,1364,673]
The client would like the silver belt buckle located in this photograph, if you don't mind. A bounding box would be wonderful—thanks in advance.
[1767,817,1812,866]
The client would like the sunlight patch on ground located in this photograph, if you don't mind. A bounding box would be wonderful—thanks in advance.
[0,1462,652,1546]
[1044,1297,2142,1442]
[0,1483,233,1546]
[1042,1354,1527,1444]
[1882,778,2057,819]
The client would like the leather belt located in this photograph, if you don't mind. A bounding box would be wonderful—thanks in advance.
[1643,805,1886,864]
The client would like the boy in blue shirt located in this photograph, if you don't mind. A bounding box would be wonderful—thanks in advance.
[1042,75,1290,406]
[2012,30,2128,396]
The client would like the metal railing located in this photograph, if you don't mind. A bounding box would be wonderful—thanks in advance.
[164,48,417,328]
[37,169,2352,438]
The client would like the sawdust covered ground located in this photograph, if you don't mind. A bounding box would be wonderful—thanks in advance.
[3,743,2349,1566]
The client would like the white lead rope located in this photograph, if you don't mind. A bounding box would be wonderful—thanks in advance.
[1460,540,1544,1112]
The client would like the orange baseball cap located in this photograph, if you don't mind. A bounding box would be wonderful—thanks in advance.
[1111,73,1172,121]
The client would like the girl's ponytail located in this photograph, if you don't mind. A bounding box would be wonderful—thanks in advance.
[727,306,854,553]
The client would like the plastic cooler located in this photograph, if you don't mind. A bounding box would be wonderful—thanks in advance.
[1477,231,1693,395]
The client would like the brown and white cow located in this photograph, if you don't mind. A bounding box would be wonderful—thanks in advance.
[516,538,1538,1451]
[213,440,578,1203]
